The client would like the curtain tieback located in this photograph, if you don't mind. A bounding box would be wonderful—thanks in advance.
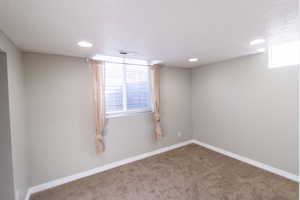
[154,113,160,121]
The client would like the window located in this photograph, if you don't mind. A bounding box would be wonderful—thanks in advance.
[104,62,152,116]
[268,41,300,68]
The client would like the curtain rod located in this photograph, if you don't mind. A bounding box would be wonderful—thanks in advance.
[85,57,158,67]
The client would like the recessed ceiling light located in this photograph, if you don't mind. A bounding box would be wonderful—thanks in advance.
[188,58,198,62]
[256,48,265,53]
[250,39,266,46]
[77,41,93,48]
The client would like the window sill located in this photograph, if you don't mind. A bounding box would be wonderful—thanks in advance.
[106,110,153,119]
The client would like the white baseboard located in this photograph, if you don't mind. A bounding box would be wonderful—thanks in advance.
[25,139,298,200]
[24,190,31,200]
[191,139,299,182]
[27,140,194,197]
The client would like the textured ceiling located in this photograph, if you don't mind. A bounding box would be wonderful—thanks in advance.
[0,0,298,67]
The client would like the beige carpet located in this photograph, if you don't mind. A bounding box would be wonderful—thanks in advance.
[31,144,298,200]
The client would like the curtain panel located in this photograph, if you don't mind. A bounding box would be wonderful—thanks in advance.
[91,60,106,154]
[151,65,163,140]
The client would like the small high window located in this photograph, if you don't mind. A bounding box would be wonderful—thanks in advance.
[268,41,300,68]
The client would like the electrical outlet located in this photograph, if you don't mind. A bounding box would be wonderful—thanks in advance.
[177,131,182,137]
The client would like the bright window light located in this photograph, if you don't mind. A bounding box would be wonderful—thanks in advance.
[256,48,265,53]
[124,58,148,65]
[77,41,93,48]
[92,54,149,65]
[150,60,163,65]
[268,41,300,68]
[104,62,152,115]
[188,58,198,62]
[250,39,266,46]
[92,55,123,63]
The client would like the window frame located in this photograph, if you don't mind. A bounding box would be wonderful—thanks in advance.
[104,62,153,118]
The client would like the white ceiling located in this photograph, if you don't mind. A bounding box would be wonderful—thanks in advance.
[0,0,298,67]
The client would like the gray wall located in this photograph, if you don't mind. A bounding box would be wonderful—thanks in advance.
[0,52,15,200]
[0,31,29,200]
[14,50,299,188]
[23,53,193,186]
[192,53,299,175]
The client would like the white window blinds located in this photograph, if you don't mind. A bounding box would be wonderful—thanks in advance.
[104,62,152,114]
[104,63,124,112]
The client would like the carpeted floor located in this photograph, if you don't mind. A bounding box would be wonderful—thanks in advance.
[31,144,298,200]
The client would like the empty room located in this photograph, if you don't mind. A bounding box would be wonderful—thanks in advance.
[0,0,299,200]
